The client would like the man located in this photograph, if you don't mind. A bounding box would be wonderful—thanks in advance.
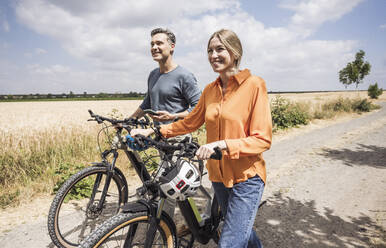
[129,28,201,221]
[130,28,201,123]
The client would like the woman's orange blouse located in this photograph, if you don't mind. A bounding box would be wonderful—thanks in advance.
[160,69,272,187]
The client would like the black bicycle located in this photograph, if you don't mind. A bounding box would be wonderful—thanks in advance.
[48,110,154,248]
[79,128,224,248]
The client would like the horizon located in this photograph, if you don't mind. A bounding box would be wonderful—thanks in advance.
[0,89,371,97]
[0,0,385,94]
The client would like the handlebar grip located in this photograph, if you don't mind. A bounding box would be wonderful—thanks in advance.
[210,147,222,160]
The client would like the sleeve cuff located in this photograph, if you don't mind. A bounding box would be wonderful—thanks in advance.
[224,139,240,159]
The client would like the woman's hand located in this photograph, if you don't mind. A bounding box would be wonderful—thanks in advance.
[196,140,227,160]
[151,110,176,122]
[130,128,154,137]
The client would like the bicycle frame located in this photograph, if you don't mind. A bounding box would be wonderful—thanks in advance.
[177,185,220,245]
[86,130,152,214]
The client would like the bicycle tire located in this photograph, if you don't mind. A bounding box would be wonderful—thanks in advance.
[79,211,176,248]
[48,165,128,248]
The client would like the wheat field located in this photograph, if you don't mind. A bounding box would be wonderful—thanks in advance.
[0,100,143,133]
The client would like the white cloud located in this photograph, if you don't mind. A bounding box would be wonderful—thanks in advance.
[173,9,357,90]
[9,0,366,93]
[280,0,364,37]
[380,24,386,29]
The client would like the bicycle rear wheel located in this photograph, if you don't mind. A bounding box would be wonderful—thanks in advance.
[48,166,128,248]
[79,211,176,248]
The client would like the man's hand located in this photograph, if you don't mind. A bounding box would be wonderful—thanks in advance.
[130,128,154,137]
[196,140,227,160]
[113,123,123,129]
[150,110,176,122]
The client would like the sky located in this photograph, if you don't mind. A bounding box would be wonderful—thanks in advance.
[0,0,385,94]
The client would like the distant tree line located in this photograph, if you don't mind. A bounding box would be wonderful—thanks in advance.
[0,91,146,100]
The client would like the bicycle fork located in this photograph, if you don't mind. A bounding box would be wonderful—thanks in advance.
[143,198,166,248]
[120,198,169,248]
[87,153,118,214]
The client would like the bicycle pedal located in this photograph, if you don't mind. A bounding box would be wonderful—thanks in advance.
[178,236,194,248]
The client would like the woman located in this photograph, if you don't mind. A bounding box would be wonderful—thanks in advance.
[131,29,272,248]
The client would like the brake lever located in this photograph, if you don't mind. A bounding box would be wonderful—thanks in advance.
[209,147,222,160]
[95,117,103,124]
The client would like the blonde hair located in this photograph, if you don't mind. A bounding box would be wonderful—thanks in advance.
[207,29,243,69]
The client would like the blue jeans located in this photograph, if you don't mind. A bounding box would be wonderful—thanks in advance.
[212,175,265,248]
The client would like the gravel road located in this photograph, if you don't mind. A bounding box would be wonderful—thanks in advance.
[1,102,385,248]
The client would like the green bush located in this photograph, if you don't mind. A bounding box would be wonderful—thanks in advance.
[271,96,310,131]
[53,162,92,202]
[368,83,383,99]
[352,98,379,112]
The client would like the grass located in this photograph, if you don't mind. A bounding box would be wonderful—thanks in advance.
[312,97,380,120]
[0,97,381,208]
[0,127,98,207]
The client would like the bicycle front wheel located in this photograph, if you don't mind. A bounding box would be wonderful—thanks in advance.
[80,211,176,248]
[48,165,127,248]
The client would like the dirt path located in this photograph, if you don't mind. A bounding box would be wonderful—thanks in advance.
[0,103,385,247]
[257,102,386,247]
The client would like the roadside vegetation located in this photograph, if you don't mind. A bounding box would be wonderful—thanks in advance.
[0,127,98,207]
[271,96,380,132]
[0,96,381,208]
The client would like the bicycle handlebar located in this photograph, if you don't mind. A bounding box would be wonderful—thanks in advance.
[88,109,150,128]
[87,110,222,160]
[132,135,222,160]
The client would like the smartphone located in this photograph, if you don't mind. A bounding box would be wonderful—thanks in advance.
[143,109,160,116]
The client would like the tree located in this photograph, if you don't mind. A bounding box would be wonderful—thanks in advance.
[339,50,371,88]
[368,83,383,99]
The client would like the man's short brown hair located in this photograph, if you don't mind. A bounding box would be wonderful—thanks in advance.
[151,28,176,45]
